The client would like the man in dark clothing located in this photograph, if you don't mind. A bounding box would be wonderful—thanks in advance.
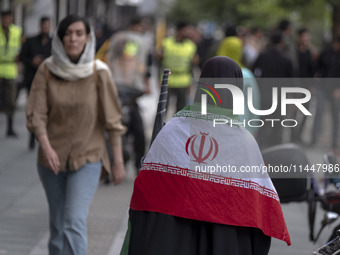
[311,36,340,152]
[253,32,294,149]
[277,19,298,75]
[253,32,293,78]
[291,28,318,143]
[296,28,318,78]
[20,17,52,93]
[19,16,52,149]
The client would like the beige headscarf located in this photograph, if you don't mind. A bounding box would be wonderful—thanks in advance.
[45,24,109,81]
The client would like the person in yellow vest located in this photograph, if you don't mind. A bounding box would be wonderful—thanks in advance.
[0,10,22,137]
[157,21,199,114]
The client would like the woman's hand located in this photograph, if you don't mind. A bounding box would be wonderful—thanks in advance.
[37,134,60,174]
[111,162,125,185]
[43,146,60,174]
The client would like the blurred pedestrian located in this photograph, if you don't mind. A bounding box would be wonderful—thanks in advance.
[158,21,199,114]
[291,27,318,143]
[26,14,126,255]
[311,36,340,154]
[243,27,265,68]
[253,32,294,149]
[296,28,318,78]
[94,21,107,52]
[253,32,294,79]
[277,19,298,75]
[19,16,52,149]
[195,21,216,70]
[216,25,238,57]
[94,20,114,55]
[215,35,261,136]
[105,16,151,172]
[0,10,22,137]
[125,56,290,254]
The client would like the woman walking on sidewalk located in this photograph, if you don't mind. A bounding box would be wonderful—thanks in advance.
[26,15,125,255]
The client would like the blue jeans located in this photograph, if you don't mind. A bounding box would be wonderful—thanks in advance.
[38,161,102,255]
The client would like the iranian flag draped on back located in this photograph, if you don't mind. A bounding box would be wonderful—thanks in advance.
[130,104,291,245]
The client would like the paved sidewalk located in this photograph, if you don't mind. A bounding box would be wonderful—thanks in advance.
[0,102,136,255]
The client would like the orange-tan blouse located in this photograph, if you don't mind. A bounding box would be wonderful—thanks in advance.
[26,62,126,173]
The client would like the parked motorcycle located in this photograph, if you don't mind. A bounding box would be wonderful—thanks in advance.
[261,143,340,254]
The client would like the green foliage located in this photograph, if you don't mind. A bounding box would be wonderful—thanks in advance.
[279,0,311,8]
[166,0,329,31]
[165,0,333,47]
[236,0,291,28]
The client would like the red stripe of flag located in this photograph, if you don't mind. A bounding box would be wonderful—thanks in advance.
[130,170,291,245]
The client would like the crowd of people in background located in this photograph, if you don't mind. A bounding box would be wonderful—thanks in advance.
[1,10,340,158]
[0,11,52,149]
[96,16,339,156]
[2,8,340,255]
[74,15,340,158]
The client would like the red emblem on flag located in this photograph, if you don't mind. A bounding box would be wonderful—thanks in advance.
[185,132,219,164]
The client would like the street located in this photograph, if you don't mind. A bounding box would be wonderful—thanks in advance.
[0,82,338,255]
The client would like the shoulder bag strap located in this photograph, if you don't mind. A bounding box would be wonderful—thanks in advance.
[93,61,98,86]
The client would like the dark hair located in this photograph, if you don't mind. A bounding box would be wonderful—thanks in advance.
[40,16,50,24]
[270,31,283,45]
[176,21,189,31]
[278,19,290,32]
[251,27,261,35]
[129,16,142,27]
[224,25,237,37]
[1,10,12,16]
[57,14,90,40]
[334,35,340,43]
[297,27,308,36]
